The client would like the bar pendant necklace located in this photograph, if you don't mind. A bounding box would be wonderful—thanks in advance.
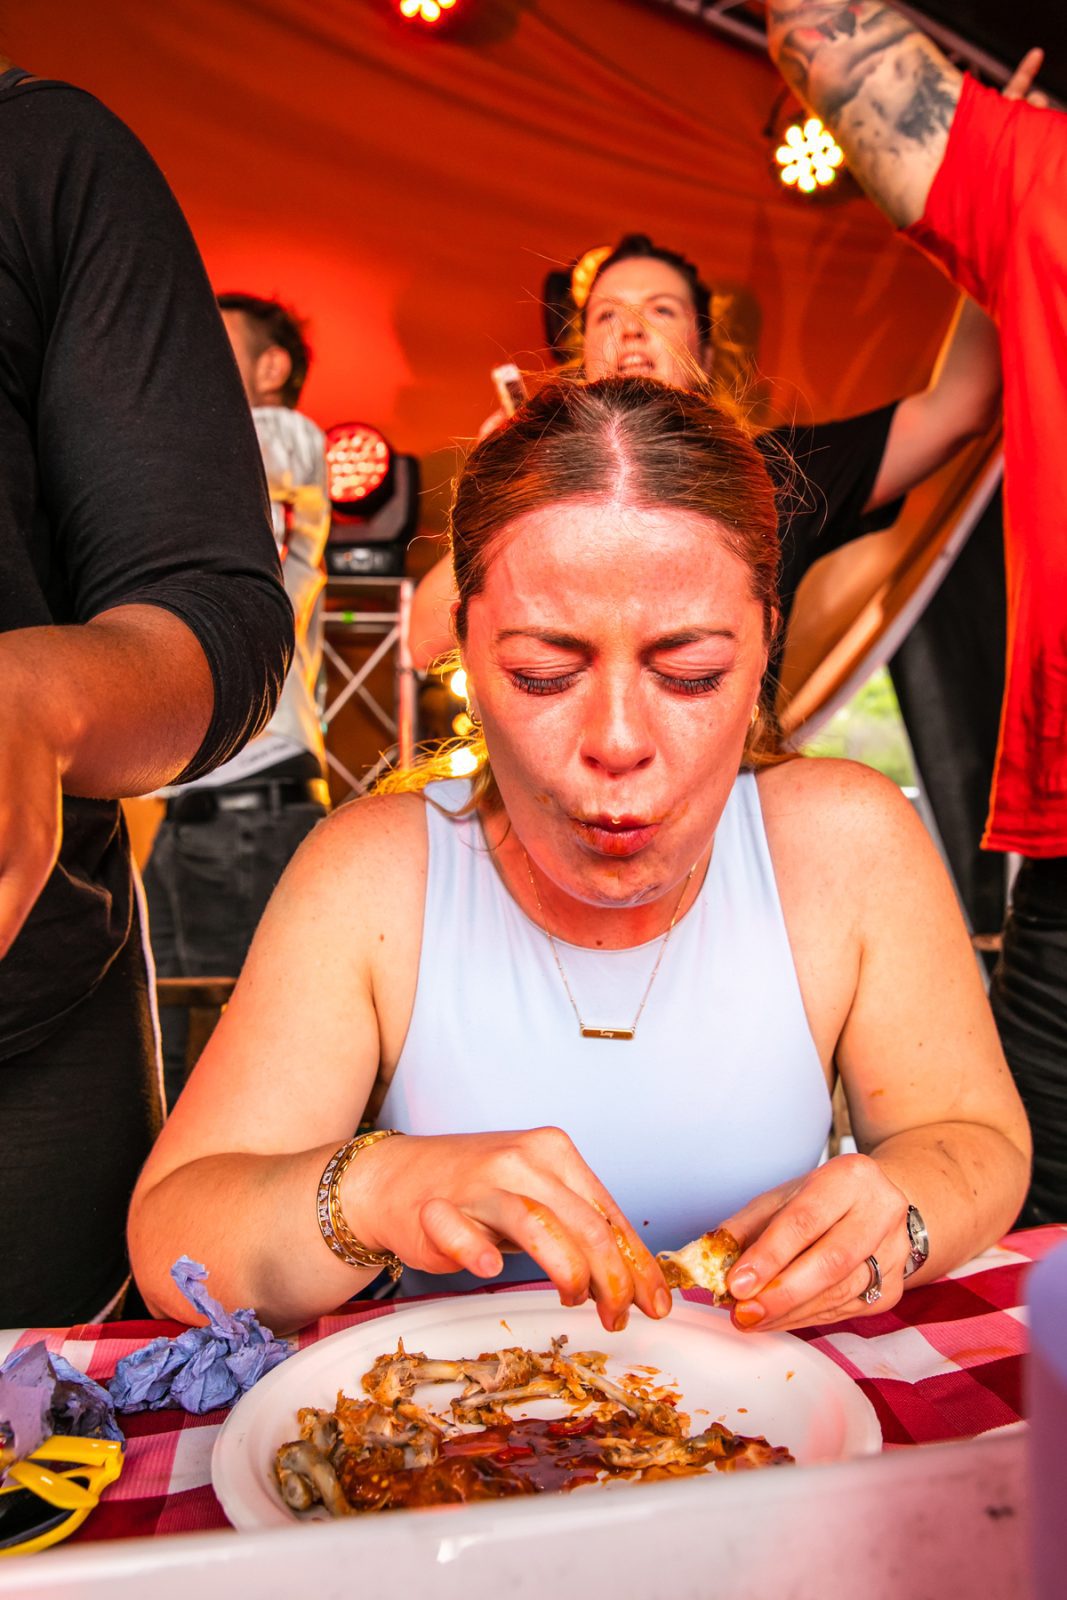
[523,852,695,1041]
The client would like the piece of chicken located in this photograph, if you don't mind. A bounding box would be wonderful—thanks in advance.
[656,1227,741,1303]
[600,1422,792,1472]
[362,1341,547,1406]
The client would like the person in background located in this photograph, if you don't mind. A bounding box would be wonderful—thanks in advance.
[765,9,1064,1224]
[145,294,331,1112]
[408,230,1003,673]
[0,64,293,1328]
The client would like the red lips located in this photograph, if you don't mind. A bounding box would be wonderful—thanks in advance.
[571,814,660,858]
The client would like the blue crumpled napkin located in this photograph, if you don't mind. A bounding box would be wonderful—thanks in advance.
[0,1342,123,1483]
[108,1257,292,1416]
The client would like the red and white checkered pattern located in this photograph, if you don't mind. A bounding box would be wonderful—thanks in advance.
[3,1225,1061,1544]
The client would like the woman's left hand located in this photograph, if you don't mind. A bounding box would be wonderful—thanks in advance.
[719,1154,911,1333]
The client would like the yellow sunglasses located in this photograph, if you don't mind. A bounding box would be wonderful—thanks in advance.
[0,1436,124,1557]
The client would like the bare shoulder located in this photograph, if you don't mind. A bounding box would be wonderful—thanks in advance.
[267,790,429,927]
[758,752,921,819]
[757,756,928,878]
[309,789,428,857]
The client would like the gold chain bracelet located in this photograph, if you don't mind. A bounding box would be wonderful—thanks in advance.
[316,1129,404,1281]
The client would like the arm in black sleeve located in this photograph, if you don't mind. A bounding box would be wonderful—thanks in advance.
[762,405,902,628]
[30,85,293,779]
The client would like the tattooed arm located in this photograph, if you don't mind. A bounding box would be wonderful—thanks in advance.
[767,3,962,227]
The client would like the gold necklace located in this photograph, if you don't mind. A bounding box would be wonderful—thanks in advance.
[523,853,696,1041]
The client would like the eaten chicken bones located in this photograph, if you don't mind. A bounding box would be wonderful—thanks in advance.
[275,1329,791,1515]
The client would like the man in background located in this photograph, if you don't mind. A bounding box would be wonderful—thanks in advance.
[145,294,331,1110]
[766,7,1065,1222]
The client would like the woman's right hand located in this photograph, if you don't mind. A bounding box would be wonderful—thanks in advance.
[346,1128,672,1333]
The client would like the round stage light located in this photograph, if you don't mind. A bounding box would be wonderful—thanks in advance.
[775,117,844,193]
[448,667,468,700]
[326,423,392,506]
[399,0,457,20]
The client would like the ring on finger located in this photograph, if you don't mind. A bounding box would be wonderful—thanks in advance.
[861,1255,882,1306]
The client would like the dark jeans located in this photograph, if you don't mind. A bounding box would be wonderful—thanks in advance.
[143,798,326,1109]
[990,856,1067,1225]
[0,913,162,1326]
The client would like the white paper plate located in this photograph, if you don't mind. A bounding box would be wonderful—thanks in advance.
[212,1290,881,1530]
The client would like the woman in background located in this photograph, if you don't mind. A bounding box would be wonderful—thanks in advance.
[408,231,1001,671]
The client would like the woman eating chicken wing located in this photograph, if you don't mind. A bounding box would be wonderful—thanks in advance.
[130,376,1029,1337]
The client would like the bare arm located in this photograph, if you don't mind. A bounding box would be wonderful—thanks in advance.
[409,407,508,672]
[129,795,668,1333]
[723,760,1029,1331]
[0,604,213,956]
[767,2,962,226]
[409,554,459,672]
[867,292,1000,509]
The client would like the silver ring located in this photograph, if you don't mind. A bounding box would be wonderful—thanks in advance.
[861,1255,882,1305]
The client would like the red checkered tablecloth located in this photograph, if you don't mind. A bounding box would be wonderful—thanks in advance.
[3,1225,1062,1545]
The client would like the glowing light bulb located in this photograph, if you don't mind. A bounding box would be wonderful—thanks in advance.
[775,115,845,194]
[398,0,457,19]
[448,667,468,700]
[569,243,613,310]
[448,747,479,778]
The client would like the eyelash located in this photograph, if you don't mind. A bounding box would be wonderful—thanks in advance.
[507,670,725,698]
[594,305,676,325]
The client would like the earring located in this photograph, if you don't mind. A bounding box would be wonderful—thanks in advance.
[750,704,761,727]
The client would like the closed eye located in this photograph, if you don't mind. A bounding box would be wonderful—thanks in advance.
[654,670,725,696]
[508,668,726,698]
[507,669,581,696]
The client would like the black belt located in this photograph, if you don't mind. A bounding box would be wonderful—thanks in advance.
[165,778,330,822]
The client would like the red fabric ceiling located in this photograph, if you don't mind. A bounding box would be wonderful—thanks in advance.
[6,0,958,532]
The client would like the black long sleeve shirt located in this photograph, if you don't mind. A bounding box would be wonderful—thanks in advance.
[0,68,294,1055]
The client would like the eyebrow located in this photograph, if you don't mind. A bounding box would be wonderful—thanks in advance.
[588,292,690,310]
[494,627,738,651]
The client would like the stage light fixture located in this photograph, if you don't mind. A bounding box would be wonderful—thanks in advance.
[775,117,844,193]
[326,422,392,509]
[324,421,420,577]
[399,0,456,20]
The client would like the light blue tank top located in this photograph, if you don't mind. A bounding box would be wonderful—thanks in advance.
[379,771,831,1296]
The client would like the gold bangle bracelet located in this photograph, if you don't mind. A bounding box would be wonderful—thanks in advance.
[316,1129,403,1281]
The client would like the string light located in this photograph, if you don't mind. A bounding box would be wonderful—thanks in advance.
[775,117,844,193]
[399,0,457,21]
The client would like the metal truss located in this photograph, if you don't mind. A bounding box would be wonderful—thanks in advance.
[640,1,1050,93]
[321,576,416,800]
